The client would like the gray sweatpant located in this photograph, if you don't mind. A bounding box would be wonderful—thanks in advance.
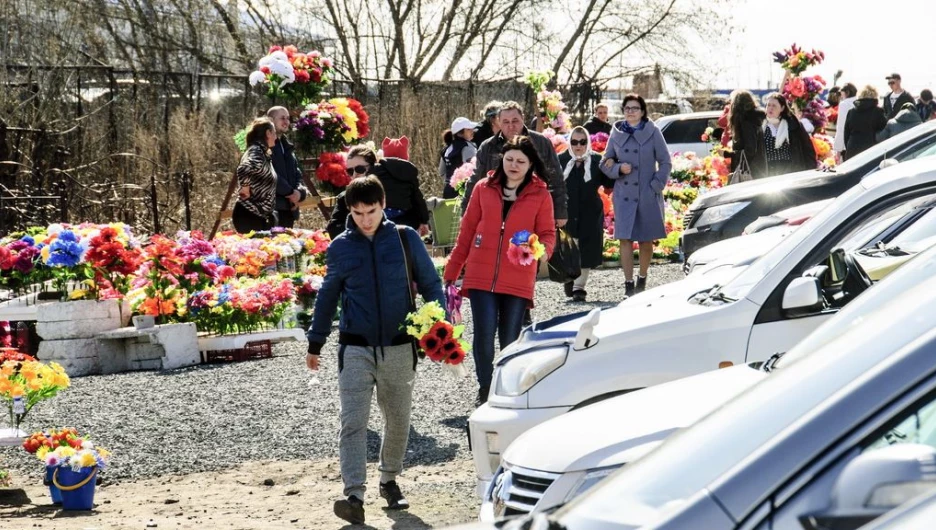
[338,343,416,500]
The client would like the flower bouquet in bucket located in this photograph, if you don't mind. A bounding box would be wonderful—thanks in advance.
[22,427,86,504]
[43,436,110,510]
[403,301,469,378]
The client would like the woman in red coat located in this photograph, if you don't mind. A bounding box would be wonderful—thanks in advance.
[444,136,556,405]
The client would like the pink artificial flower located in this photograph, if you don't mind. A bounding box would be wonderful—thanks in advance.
[508,244,535,266]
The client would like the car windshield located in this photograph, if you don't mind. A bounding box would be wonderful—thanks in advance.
[558,264,936,528]
[715,180,869,301]
[835,121,936,173]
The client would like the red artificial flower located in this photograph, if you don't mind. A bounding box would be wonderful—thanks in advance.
[283,45,298,57]
[428,321,453,342]
[295,69,310,83]
[260,66,271,75]
[310,68,322,83]
[438,339,464,365]
[348,99,370,138]
[316,152,351,188]
[419,334,444,360]
[0,245,12,271]
[268,45,282,53]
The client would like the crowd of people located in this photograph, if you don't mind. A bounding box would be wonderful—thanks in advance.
[234,76,936,522]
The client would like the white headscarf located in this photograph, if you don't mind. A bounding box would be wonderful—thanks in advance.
[563,126,593,182]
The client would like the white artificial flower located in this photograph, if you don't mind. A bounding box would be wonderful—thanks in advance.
[47,223,64,235]
[81,440,94,450]
[309,275,324,290]
[248,71,267,86]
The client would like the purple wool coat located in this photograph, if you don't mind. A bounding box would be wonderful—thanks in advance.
[600,119,672,241]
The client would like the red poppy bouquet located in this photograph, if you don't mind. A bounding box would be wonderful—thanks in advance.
[508,230,546,266]
[404,301,469,377]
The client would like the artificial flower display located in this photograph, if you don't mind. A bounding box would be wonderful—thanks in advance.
[772,44,824,76]
[508,230,546,266]
[315,151,351,189]
[248,45,334,106]
[590,132,609,155]
[403,301,469,375]
[449,157,476,197]
[0,358,70,430]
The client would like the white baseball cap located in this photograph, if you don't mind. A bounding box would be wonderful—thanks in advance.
[451,117,478,135]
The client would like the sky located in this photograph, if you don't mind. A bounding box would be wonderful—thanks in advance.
[711,0,935,94]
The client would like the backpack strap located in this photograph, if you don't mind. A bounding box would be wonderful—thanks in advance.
[396,226,417,311]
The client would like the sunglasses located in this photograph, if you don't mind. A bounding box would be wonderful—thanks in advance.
[570,139,589,146]
[345,165,369,176]
[887,80,896,85]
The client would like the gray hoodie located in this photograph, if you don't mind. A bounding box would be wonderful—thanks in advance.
[877,107,923,142]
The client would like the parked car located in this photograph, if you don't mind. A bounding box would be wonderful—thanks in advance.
[466,158,936,496]
[461,236,936,529]
[687,194,936,277]
[681,120,936,259]
[479,193,936,521]
[652,111,721,157]
[683,198,832,275]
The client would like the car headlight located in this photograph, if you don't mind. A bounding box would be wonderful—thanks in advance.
[694,201,751,228]
[494,346,568,397]
[564,464,624,503]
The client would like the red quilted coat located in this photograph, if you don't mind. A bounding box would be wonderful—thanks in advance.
[444,173,556,303]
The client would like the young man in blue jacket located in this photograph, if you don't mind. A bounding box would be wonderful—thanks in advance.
[306,176,445,524]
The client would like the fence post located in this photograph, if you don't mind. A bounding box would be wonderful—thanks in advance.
[150,169,160,234]
[181,170,192,231]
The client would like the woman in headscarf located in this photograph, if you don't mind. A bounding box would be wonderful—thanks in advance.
[557,126,612,301]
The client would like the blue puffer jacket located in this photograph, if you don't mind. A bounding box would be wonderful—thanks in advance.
[307,217,444,348]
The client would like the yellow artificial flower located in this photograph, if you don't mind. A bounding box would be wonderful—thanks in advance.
[97,447,110,460]
[0,361,14,377]
[40,246,51,263]
[57,446,76,458]
[49,362,66,374]
[0,378,11,395]
[36,446,50,461]
[19,362,39,381]
[27,377,44,391]
[77,451,97,468]
[9,383,25,397]
[68,289,88,300]
[53,372,70,388]
[328,97,359,142]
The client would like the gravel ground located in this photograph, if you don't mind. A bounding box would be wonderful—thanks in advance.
[0,264,683,517]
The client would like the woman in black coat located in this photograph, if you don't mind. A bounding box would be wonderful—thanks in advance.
[763,93,817,176]
[844,85,888,160]
[558,126,613,302]
[727,90,768,179]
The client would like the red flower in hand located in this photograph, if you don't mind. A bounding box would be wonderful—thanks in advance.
[419,334,444,360]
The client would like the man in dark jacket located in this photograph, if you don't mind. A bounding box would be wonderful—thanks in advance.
[472,101,502,147]
[267,106,309,228]
[325,145,430,240]
[582,103,613,136]
[307,176,444,524]
[883,73,915,120]
[463,101,568,226]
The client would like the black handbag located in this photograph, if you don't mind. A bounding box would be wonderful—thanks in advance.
[547,229,582,283]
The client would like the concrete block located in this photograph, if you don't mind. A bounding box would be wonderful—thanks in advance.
[150,323,200,370]
[38,337,125,376]
[127,342,164,362]
[36,300,130,340]
[129,359,162,371]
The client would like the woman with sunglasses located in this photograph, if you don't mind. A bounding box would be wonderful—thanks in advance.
[326,144,430,240]
[600,94,672,297]
[558,126,612,301]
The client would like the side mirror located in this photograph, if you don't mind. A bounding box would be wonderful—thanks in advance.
[828,248,849,283]
[879,158,900,170]
[799,444,936,530]
[782,277,823,312]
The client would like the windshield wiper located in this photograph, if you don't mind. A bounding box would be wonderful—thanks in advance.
[858,242,911,257]
[498,513,569,530]
[706,290,737,304]
[763,351,786,373]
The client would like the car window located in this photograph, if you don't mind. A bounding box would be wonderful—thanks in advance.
[901,139,936,162]
[661,118,715,145]
[885,207,936,251]
[867,396,936,451]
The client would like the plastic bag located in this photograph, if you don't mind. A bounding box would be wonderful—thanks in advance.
[548,229,582,283]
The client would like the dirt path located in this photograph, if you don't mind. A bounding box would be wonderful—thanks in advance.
[0,458,480,529]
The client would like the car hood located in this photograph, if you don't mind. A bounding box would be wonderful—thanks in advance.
[688,227,795,274]
[503,365,766,473]
[693,168,837,210]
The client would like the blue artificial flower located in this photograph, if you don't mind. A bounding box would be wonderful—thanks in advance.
[510,230,531,246]
[57,230,79,243]
[202,255,225,266]
[46,238,84,268]
[20,235,35,245]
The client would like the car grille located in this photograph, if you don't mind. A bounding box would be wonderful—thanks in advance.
[492,465,560,517]
[683,209,697,229]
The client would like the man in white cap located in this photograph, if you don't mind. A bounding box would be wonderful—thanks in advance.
[438,116,479,198]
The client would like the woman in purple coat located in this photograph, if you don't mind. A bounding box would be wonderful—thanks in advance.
[600,94,672,297]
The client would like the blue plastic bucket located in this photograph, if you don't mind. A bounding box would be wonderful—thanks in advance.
[53,466,97,510]
[44,466,62,504]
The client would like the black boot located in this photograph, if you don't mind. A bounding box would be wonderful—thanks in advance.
[636,275,647,293]
[572,290,587,302]
[334,495,365,524]
[564,281,574,297]
[624,280,635,298]
[476,385,490,407]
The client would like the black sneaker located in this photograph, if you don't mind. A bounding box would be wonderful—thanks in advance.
[334,495,365,524]
[476,385,490,407]
[563,281,574,297]
[572,290,587,302]
[636,276,647,293]
[624,280,635,298]
[379,481,410,510]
